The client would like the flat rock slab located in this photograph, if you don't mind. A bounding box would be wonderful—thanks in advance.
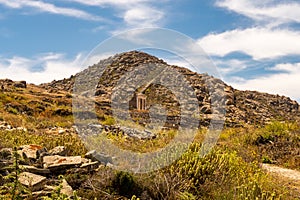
[32,190,52,198]
[43,155,82,170]
[80,161,99,169]
[20,165,50,175]
[19,172,47,191]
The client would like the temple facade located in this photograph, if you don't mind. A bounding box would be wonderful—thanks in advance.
[136,93,146,111]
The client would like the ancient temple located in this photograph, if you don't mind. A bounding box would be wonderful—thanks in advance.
[136,93,146,111]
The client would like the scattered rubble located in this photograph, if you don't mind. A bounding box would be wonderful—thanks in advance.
[75,123,157,140]
[0,121,27,132]
[0,79,26,91]
[0,145,111,199]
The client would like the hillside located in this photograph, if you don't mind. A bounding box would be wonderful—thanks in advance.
[40,51,300,127]
[1,50,298,134]
[0,51,300,199]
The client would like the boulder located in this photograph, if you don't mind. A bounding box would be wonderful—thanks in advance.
[19,172,47,191]
[85,150,113,164]
[200,105,212,114]
[58,129,65,134]
[60,179,74,197]
[48,146,67,156]
[18,144,47,160]
[13,81,26,88]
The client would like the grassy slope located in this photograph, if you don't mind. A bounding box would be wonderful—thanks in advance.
[0,84,73,130]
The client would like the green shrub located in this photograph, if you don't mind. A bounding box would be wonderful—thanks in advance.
[102,116,115,126]
[139,143,286,199]
[112,171,135,196]
[262,156,273,164]
[6,106,18,115]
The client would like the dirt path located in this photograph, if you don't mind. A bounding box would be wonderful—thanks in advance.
[261,164,300,197]
[262,164,300,180]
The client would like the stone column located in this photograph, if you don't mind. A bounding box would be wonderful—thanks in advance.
[137,94,146,110]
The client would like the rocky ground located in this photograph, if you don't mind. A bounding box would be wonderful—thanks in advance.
[0,144,112,199]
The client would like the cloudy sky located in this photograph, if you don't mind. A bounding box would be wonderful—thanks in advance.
[1,0,300,101]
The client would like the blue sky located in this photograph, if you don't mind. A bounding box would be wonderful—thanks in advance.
[1,0,300,101]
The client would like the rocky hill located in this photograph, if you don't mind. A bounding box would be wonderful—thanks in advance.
[40,51,300,127]
[0,51,299,129]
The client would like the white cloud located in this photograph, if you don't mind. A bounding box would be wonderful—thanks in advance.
[164,58,193,70]
[198,27,300,60]
[229,62,300,101]
[0,0,104,21]
[84,52,115,67]
[213,59,248,75]
[112,28,157,45]
[0,53,85,84]
[0,0,20,8]
[67,0,166,31]
[0,0,167,31]
[216,0,300,25]
[196,1,300,100]
[123,6,164,27]
[268,63,300,73]
[66,0,151,7]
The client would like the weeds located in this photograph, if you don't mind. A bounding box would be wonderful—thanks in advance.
[0,147,30,200]
[0,117,298,199]
[0,130,86,156]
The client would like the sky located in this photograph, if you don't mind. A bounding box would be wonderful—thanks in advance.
[1,0,300,101]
